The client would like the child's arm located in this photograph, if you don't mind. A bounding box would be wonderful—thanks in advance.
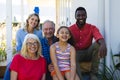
[50,44,64,80]
[70,46,76,80]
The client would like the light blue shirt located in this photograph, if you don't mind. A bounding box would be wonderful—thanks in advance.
[16,28,43,52]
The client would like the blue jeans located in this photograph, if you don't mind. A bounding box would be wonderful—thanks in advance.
[4,62,11,80]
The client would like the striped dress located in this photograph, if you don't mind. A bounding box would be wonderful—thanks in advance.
[55,42,71,71]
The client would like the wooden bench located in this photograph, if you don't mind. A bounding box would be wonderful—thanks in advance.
[0,66,6,78]
[0,60,7,78]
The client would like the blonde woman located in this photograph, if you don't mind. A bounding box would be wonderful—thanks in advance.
[16,13,43,52]
[10,34,46,80]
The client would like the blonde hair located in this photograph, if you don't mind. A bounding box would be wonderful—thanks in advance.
[21,33,42,58]
[24,13,40,31]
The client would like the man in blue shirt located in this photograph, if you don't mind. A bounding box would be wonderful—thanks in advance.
[41,20,57,80]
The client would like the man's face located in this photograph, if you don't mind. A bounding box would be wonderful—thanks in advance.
[75,10,87,27]
[43,22,55,39]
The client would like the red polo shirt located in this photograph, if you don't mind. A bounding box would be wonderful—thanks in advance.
[69,23,103,50]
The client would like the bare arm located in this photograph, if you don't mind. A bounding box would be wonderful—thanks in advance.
[48,63,54,72]
[70,46,76,80]
[41,73,46,80]
[50,45,64,80]
[11,70,18,80]
[98,39,107,58]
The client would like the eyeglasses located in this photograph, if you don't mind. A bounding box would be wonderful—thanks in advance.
[26,42,38,46]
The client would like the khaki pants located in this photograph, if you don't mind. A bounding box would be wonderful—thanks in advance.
[76,42,100,80]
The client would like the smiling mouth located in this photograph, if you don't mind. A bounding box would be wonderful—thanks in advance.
[79,20,83,22]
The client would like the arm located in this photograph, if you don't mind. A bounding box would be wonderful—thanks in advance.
[98,39,107,58]
[16,30,22,52]
[11,70,18,80]
[70,46,76,80]
[48,63,54,72]
[50,45,64,80]
[41,73,46,80]
[92,26,107,58]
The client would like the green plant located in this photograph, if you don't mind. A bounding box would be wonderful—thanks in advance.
[12,39,17,55]
[0,47,6,61]
[0,41,7,61]
[0,39,17,61]
[98,50,120,80]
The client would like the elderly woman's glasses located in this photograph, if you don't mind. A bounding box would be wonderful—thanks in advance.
[26,42,38,46]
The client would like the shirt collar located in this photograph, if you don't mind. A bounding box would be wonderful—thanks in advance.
[44,36,56,45]
[75,23,87,30]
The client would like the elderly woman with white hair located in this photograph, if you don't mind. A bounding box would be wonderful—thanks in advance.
[10,33,46,80]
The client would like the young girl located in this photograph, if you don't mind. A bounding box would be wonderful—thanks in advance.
[50,26,80,80]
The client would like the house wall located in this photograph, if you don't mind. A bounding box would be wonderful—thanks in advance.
[2,0,120,65]
[110,0,120,54]
[69,0,120,66]
[70,0,98,27]
[69,0,120,54]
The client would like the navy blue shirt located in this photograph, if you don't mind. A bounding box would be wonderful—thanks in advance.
[41,36,56,65]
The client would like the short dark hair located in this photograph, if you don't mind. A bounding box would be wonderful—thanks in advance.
[75,7,87,15]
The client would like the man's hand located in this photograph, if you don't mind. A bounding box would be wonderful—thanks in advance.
[48,63,54,72]
[98,39,107,58]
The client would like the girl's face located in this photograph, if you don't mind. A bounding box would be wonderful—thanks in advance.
[28,15,39,29]
[57,28,71,42]
[26,38,39,55]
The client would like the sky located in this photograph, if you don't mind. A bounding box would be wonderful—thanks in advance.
[0,0,56,23]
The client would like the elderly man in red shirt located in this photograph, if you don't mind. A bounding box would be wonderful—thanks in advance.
[69,7,107,80]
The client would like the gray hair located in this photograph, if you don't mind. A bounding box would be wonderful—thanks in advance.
[42,20,55,29]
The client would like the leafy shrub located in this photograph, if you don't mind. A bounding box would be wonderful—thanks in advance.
[98,50,120,80]
[0,40,6,61]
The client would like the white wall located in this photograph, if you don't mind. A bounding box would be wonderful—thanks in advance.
[70,0,120,54]
[69,0,120,66]
[25,0,56,23]
[0,0,56,23]
[70,0,105,39]
[70,0,98,26]
[110,0,120,54]
[0,1,6,22]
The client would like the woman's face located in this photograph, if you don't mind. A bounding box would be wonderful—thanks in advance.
[26,38,39,55]
[28,15,39,29]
